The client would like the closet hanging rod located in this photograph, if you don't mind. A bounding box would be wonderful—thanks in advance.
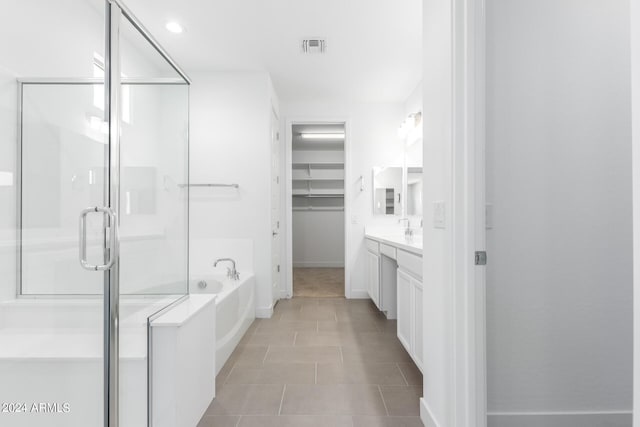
[178,183,239,188]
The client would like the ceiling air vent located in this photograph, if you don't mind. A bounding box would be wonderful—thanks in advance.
[301,38,327,54]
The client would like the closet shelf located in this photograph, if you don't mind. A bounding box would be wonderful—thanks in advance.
[292,177,344,181]
[292,162,344,167]
[292,194,344,198]
[293,207,344,212]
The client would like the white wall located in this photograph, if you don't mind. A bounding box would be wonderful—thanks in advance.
[292,211,344,267]
[486,1,633,425]
[283,101,405,297]
[189,71,277,315]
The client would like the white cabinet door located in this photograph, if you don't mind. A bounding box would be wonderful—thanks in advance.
[397,269,412,354]
[412,279,424,372]
[367,251,381,309]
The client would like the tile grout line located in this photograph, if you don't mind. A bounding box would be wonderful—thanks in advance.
[378,385,390,417]
[293,331,298,346]
[278,384,287,415]
[224,362,239,385]
[315,362,318,384]
[262,345,270,364]
[396,363,409,386]
[339,346,344,364]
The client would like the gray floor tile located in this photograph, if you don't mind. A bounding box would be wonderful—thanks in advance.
[294,331,358,346]
[255,320,318,333]
[281,384,387,416]
[316,362,407,385]
[225,362,316,385]
[352,416,425,427]
[318,320,380,333]
[264,346,342,363]
[206,384,284,416]
[379,386,422,416]
[197,415,240,427]
[397,363,423,386]
[238,415,352,427]
[228,345,269,365]
[241,331,296,346]
[341,343,413,364]
[199,298,421,426]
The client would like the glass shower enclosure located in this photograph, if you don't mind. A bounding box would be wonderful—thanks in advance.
[0,1,190,426]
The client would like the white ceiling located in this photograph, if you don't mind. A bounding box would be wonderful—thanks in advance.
[124,0,422,104]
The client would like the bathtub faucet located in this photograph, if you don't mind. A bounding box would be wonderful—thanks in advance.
[214,258,240,281]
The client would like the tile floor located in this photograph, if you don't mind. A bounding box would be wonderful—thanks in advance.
[198,297,424,427]
[293,268,345,297]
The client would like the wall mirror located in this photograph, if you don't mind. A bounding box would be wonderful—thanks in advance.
[406,167,423,216]
[372,166,403,215]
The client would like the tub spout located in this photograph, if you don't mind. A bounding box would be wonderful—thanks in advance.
[214,258,240,281]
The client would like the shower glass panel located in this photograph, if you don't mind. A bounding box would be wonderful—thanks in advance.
[117,9,190,427]
[0,1,107,426]
[0,1,190,426]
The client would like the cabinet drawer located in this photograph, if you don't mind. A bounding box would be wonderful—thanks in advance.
[397,250,422,279]
[380,243,396,260]
[365,238,380,254]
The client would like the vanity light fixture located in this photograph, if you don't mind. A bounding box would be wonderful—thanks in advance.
[300,133,345,140]
[166,21,184,34]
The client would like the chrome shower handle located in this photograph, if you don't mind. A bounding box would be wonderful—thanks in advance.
[79,206,117,271]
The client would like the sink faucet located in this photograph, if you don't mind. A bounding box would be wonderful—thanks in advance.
[399,218,413,241]
[214,258,240,280]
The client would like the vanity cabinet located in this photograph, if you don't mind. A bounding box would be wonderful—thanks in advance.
[396,250,424,372]
[365,239,398,317]
[366,249,381,309]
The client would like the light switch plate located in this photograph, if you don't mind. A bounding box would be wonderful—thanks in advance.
[485,203,493,229]
[351,215,359,225]
[433,201,445,229]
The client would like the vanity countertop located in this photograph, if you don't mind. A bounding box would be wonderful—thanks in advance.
[365,229,423,256]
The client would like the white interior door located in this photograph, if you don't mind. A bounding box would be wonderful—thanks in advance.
[271,109,281,304]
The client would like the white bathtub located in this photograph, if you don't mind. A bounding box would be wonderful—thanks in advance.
[189,273,255,374]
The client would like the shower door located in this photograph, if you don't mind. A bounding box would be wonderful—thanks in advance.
[1,1,190,427]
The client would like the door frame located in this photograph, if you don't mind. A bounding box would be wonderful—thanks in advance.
[284,117,351,299]
[631,0,640,424]
[420,0,487,425]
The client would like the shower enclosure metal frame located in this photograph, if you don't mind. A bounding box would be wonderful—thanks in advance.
[14,1,191,426]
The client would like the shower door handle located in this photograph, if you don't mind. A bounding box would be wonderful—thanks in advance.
[79,207,118,271]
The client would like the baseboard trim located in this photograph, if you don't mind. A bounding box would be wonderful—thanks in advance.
[420,398,441,427]
[487,410,632,427]
[255,303,274,319]
[293,262,345,268]
[348,289,370,299]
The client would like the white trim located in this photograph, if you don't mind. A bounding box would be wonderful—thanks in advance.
[632,1,640,426]
[472,0,487,426]
[255,304,274,319]
[284,117,351,300]
[488,411,633,416]
[348,289,370,299]
[422,0,485,424]
[421,398,444,427]
[487,411,632,427]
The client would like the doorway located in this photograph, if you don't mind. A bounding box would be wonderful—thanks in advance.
[289,123,346,298]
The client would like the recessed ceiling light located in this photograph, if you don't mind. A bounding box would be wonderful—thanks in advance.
[166,21,184,34]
